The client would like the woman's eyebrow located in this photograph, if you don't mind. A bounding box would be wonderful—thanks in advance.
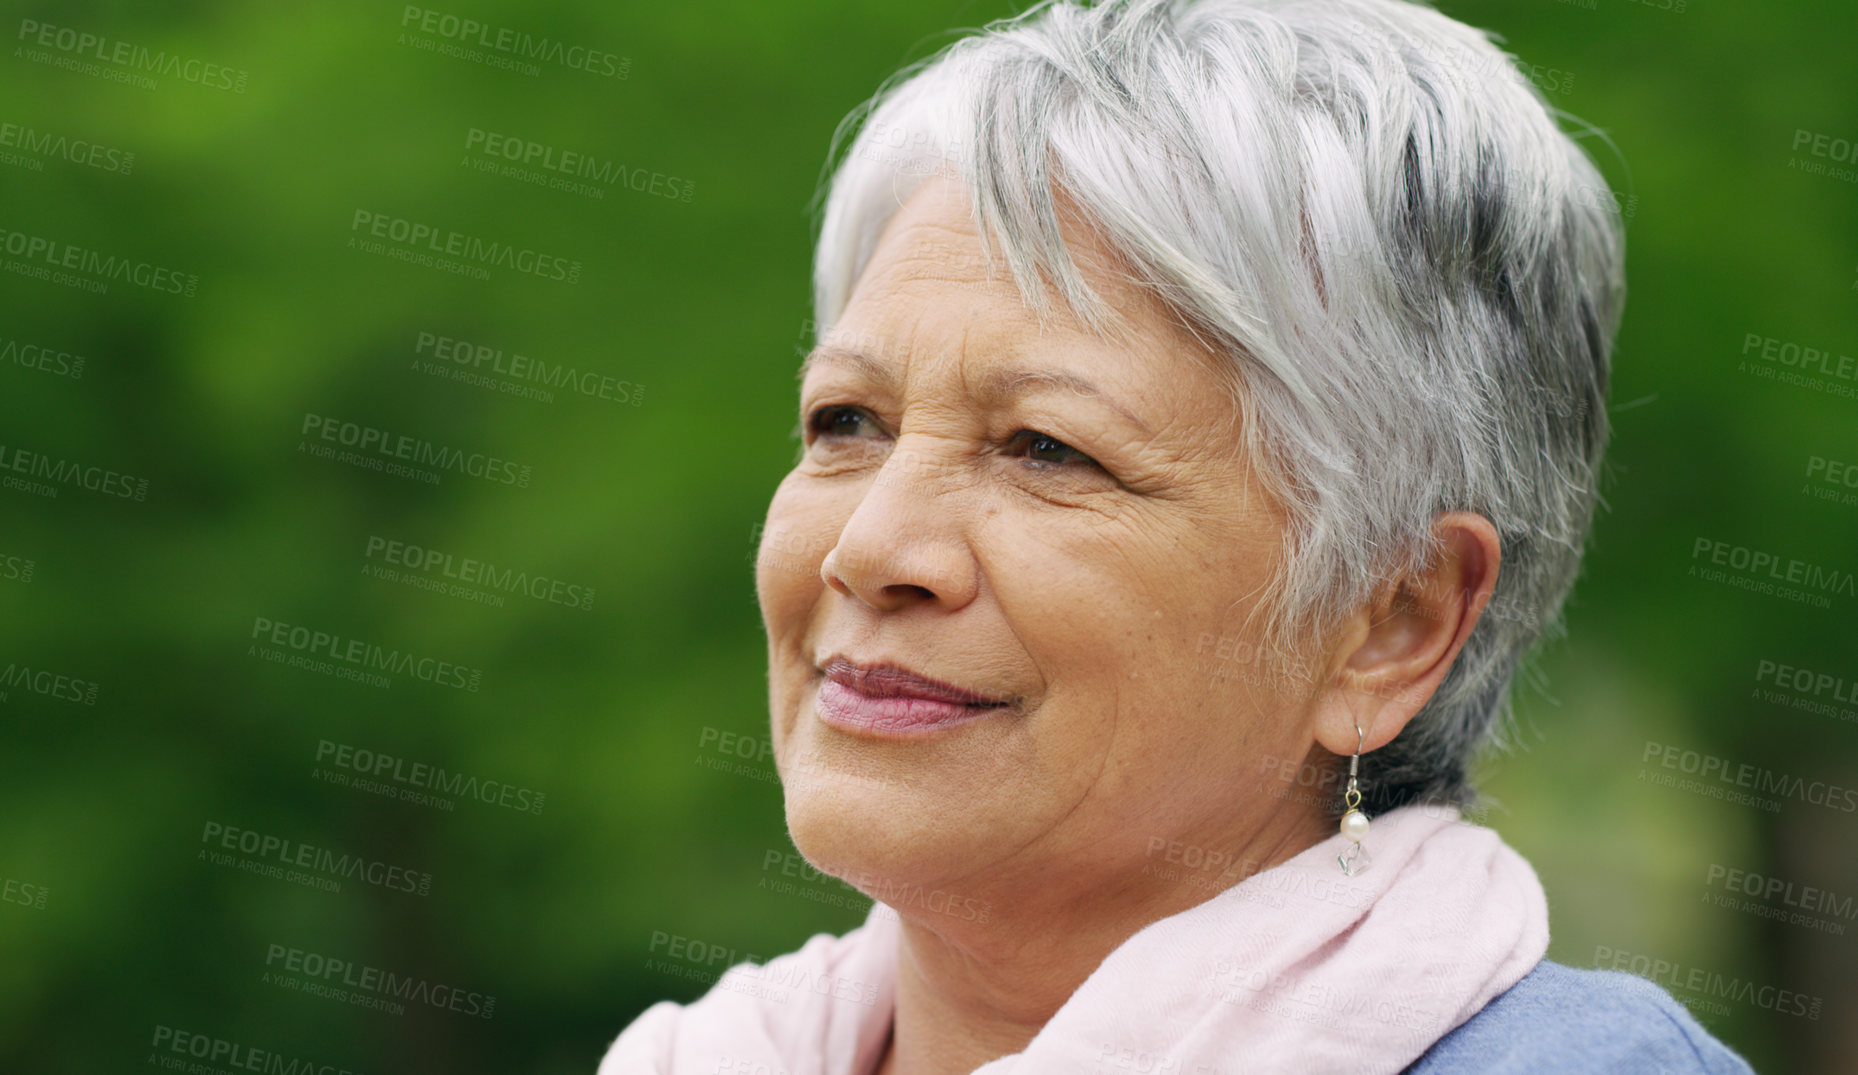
[976,367,1153,437]
[797,344,893,387]
[800,345,1153,437]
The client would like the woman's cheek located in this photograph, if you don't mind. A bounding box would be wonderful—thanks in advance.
[757,481,823,597]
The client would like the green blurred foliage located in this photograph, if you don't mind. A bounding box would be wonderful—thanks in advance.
[0,0,1851,1072]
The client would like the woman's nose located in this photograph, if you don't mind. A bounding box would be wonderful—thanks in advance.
[819,441,980,612]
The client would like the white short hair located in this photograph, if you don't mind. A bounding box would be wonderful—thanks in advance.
[809,0,1626,811]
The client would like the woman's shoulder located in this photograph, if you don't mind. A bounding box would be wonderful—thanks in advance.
[1405,958,1756,1074]
[599,914,897,1074]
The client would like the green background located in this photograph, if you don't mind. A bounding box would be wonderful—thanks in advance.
[1,0,1853,1071]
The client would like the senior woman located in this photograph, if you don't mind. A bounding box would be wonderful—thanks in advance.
[606,0,1754,1071]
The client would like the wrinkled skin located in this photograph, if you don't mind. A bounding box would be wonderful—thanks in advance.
[755,176,1499,1074]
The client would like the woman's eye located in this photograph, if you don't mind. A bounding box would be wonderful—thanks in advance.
[1009,430,1098,469]
[806,405,881,440]
[802,412,1099,473]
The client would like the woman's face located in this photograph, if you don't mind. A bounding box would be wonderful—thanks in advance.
[757,177,1330,916]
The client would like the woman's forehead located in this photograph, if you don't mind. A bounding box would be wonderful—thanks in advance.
[859,177,1152,309]
[826,179,1222,392]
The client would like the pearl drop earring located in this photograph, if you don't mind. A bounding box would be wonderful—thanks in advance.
[1338,722,1371,876]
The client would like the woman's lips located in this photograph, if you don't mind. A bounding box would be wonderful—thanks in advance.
[814,657,1011,737]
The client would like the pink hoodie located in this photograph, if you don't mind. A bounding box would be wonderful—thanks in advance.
[601,805,1548,1074]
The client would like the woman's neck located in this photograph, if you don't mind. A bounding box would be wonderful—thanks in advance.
[871,804,1331,1075]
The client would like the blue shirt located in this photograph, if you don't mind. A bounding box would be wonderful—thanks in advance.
[1406,960,1758,1073]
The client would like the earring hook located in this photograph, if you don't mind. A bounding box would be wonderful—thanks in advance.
[1339,719,1371,875]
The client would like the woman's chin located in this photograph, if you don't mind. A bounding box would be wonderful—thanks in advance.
[783,769,925,875]
[781,769,998,907]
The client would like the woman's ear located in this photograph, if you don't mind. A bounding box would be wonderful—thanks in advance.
[1309,512,1502,758]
